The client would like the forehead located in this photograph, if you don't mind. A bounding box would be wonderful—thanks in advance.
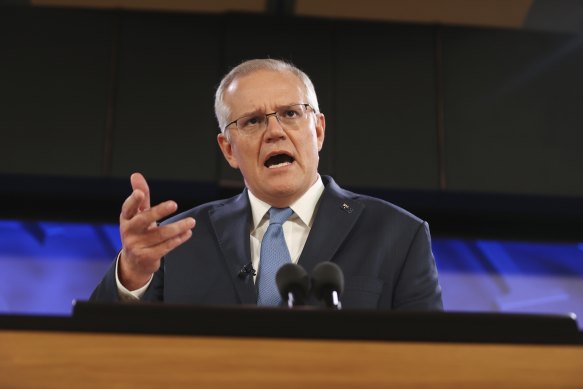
[224,69,306,115]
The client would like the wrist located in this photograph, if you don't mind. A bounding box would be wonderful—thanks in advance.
[118,254,153,291]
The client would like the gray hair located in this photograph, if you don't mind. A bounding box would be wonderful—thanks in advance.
[214,58,320,133]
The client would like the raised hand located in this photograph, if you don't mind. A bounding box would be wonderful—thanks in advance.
[118,173,195,290]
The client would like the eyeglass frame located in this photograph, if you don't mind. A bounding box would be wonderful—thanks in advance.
[223,103,317,135]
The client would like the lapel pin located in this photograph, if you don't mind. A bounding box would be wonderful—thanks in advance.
[340,202,353,213]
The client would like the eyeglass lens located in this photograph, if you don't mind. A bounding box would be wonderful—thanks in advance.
[236,104,311,135]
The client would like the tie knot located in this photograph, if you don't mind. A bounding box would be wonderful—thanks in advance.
[268,207,293,225]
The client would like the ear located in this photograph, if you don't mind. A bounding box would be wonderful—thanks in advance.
[217,132,239,169]
[315,113,326,151]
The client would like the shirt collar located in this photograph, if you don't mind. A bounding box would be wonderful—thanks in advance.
[248,175,325,230]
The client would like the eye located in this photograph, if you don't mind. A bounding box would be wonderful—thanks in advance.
[282,107,301,119]
[240,115,263,128]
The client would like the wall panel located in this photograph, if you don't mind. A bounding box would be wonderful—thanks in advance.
[111,11,221,182]
[443,27,583,196]
[0,7,112,177]
[334,22,439,190]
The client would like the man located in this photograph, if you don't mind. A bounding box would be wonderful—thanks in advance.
[91,59,442,310]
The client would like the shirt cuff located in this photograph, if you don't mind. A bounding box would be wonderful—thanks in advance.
[115,252,153,301]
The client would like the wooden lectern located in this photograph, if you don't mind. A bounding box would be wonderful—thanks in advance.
[1,303,582,388]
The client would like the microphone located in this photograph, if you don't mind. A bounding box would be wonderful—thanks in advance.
[311,262,344,310]
[238,262,256,279]
[275,263,310,308]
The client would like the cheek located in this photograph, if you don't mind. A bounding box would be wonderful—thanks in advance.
[234,141,260,168]
[308,132,321,153]
[294,132,318,160]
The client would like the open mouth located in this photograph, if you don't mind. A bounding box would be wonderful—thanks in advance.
[264,153,295,169]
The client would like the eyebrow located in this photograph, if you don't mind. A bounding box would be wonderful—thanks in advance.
[234,103,300,118]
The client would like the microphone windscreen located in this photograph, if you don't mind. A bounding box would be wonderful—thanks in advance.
[276,263,310,298]
[311,262,344,298]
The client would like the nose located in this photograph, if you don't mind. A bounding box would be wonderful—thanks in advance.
[264,113,286,141]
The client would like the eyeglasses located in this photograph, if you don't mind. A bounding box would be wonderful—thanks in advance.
[224,103,316,136]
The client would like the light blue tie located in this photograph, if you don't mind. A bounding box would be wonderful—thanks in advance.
[257,207,294,306]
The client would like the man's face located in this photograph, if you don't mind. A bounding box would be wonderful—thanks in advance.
[217,69,325,208]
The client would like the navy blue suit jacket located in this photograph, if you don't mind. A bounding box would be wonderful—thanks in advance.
[91,176,442,310]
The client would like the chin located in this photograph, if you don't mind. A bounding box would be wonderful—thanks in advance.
[270,183,299,197]
[263,183,302,205]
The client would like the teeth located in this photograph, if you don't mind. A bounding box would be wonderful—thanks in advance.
[268,162,292,169]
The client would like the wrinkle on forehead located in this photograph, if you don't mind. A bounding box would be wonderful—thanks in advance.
[224,70,308,118]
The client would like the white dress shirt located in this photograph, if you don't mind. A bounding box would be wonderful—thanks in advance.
[116,176,325,300]
[248,176,324,280]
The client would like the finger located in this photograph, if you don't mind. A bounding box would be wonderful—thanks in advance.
[142,217,196,248]
[139,228,193,261]
[130,172,151,211]
[120,189,146,221]
[122,217,194,260]
[125,200,178,232]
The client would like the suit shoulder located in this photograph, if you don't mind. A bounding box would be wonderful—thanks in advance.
[323,176,425,226]
[357,193,424,224]
[335,185,425,226]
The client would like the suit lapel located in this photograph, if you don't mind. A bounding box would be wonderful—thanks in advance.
[298,177,363,274]
[209,190,257,304]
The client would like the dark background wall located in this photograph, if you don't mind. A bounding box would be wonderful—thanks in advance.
[2,2,583,324]
[1,3,582,229]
